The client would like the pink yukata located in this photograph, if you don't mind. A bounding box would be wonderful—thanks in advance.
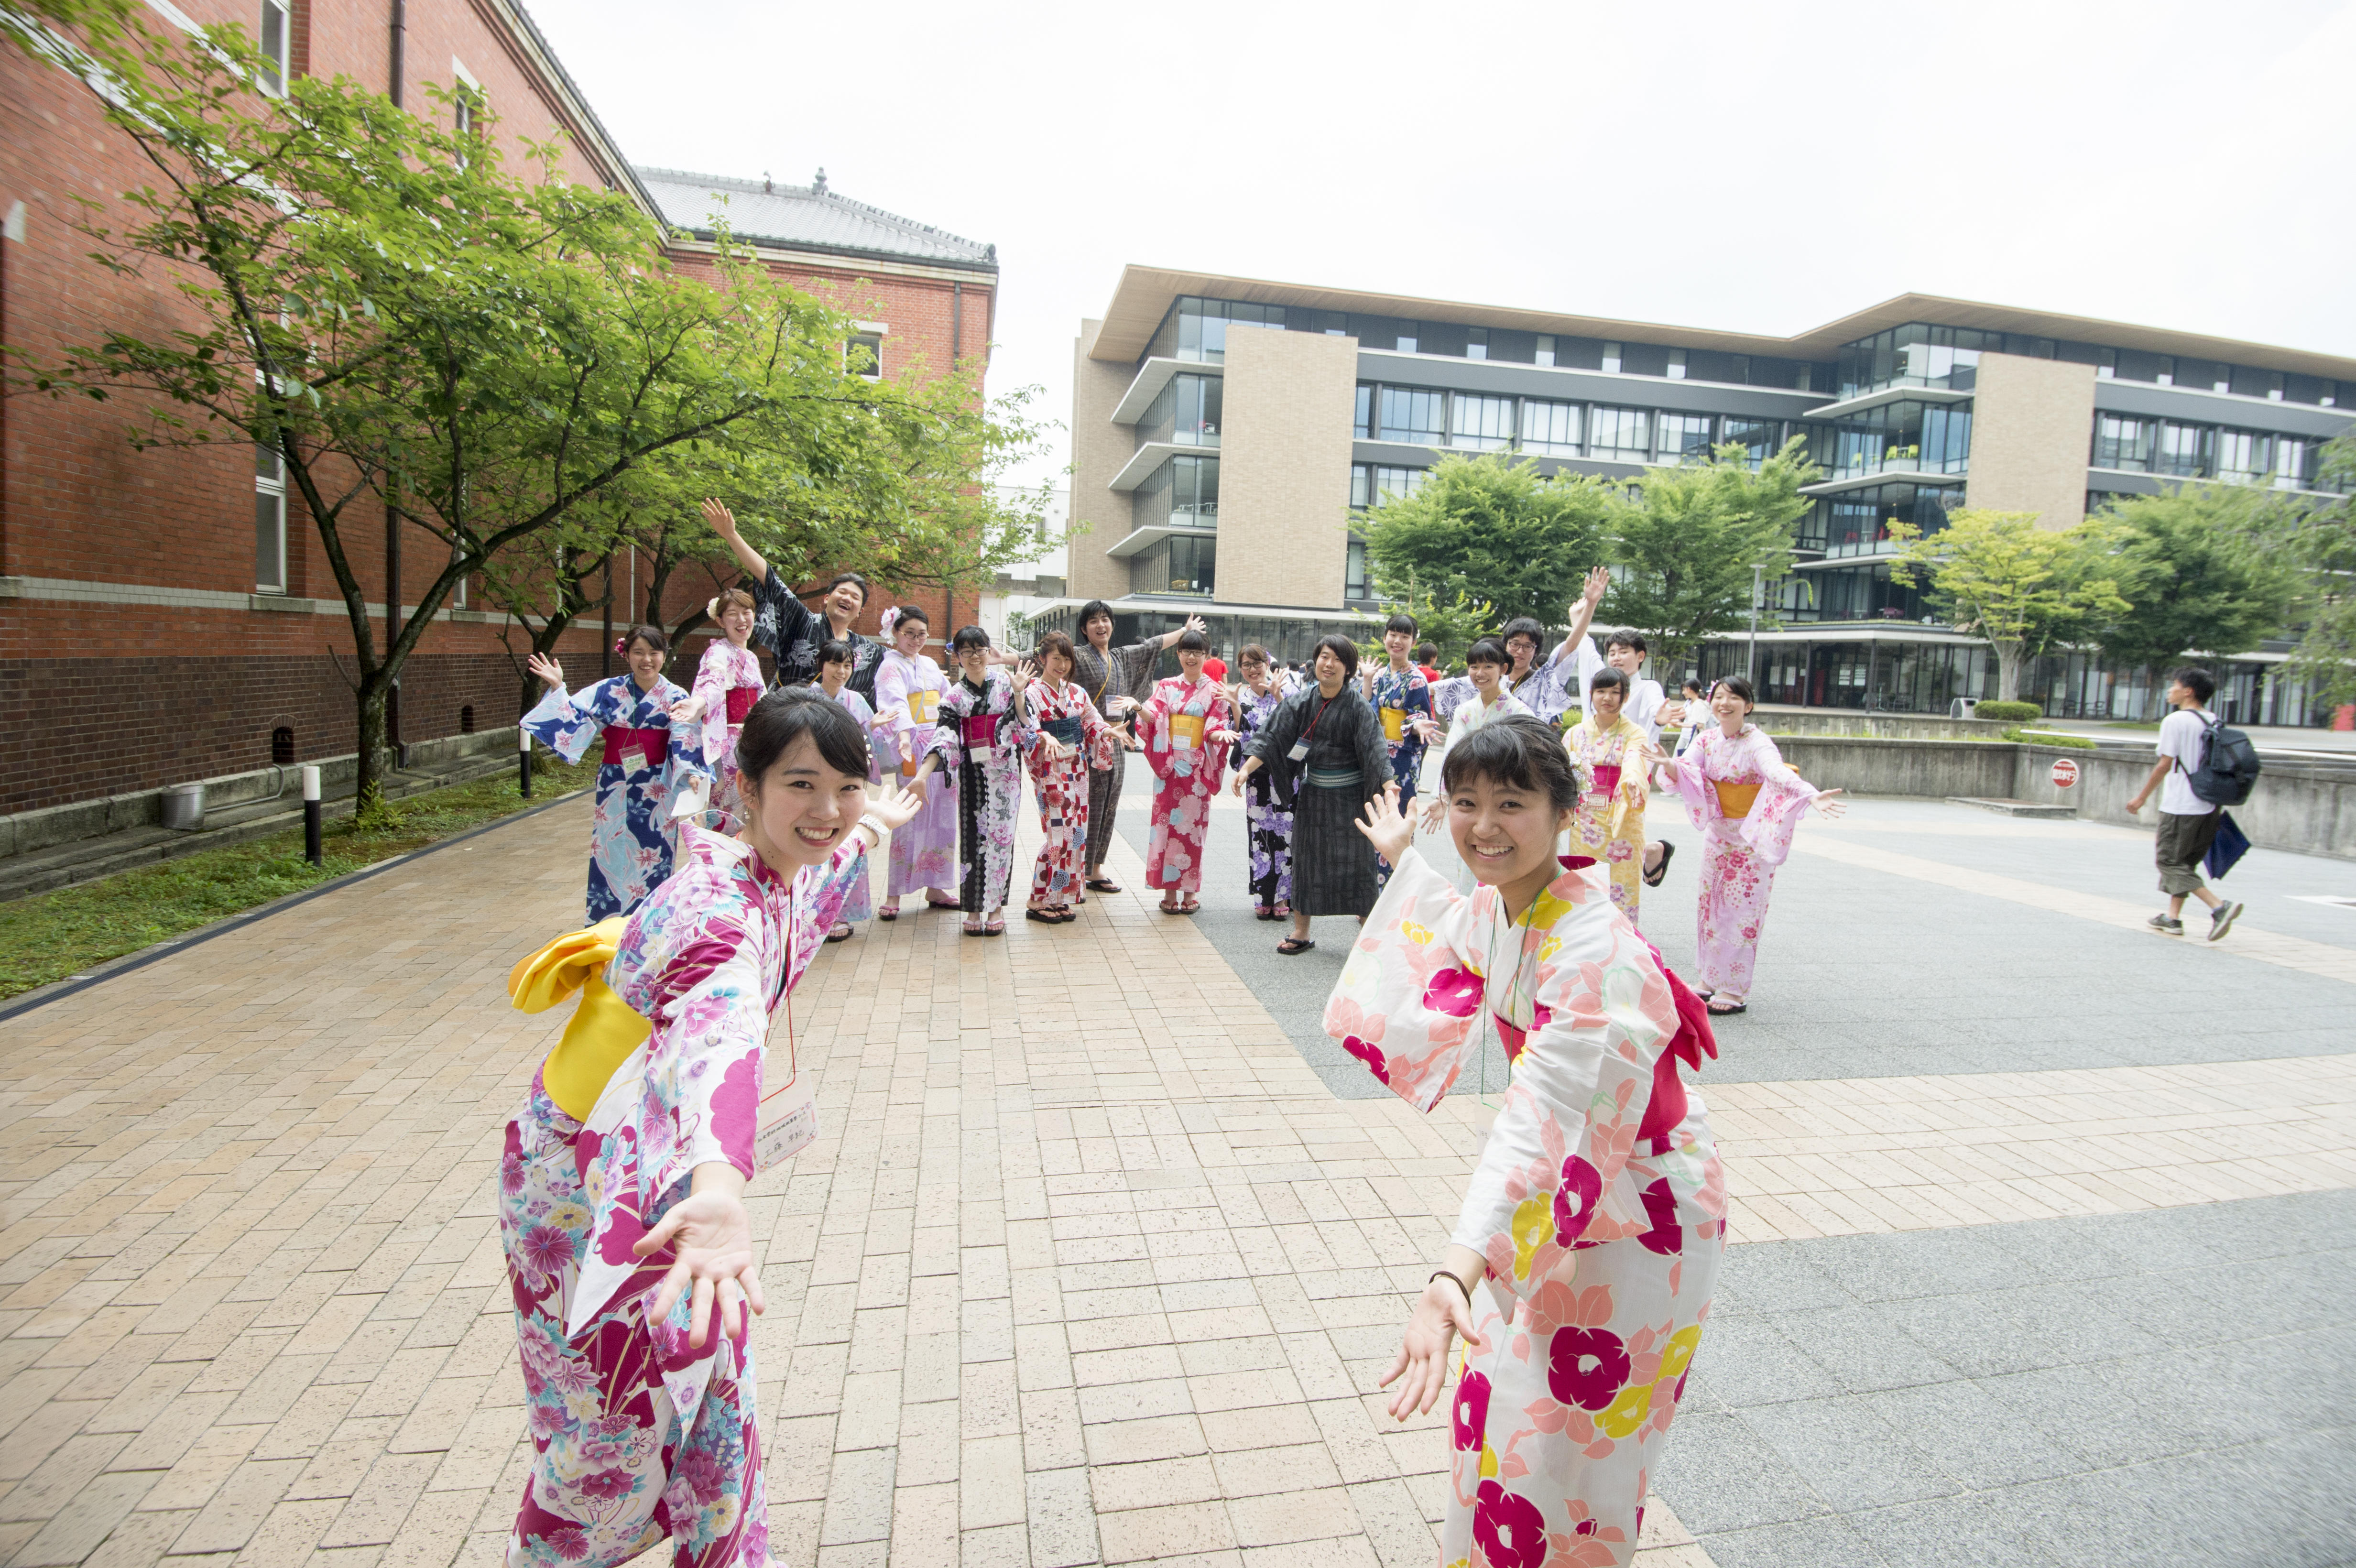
[687,641,765,829]
[1670,723,1825,1005]
[873,648,957,898]
[1325,849,1723,1568]
[1134,674,1234,894]
[500,825,867,1568]
[1023,679,1121,906]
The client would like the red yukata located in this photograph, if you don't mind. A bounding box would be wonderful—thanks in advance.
[1134,674,1234,894]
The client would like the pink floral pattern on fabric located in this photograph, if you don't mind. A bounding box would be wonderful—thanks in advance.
[1136,675,1235,894]
[1670,724,1822,1000]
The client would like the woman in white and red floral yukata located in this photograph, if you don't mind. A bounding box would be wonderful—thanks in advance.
[1330,715,1723,1568]
[500,693,921,1567]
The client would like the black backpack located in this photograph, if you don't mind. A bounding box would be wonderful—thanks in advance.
[2184,714,2261,806]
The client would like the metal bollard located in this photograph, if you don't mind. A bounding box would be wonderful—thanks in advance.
[519,725,534,798]
[302,765,322,864]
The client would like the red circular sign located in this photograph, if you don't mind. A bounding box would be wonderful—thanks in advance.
[2051,758,2080,788]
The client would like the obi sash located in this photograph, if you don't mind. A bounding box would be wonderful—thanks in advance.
[961,712,1002,748]
[1590,763,1623,798]
[1170,713,1205,750]
[1304,766,1363,791]
[601,726,670,771]
[724,685,759,725]
[1039,716,1084,746]
[1379,705,1406,743]
[909,688,941,726]
[508,918,652,1122]
[1713,780,1762,819]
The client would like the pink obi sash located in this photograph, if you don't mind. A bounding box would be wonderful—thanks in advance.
[1590,763,1622,798]
[961,712,1002,748]
[724,686,759,725]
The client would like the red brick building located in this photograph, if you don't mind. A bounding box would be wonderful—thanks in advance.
[0,0,996,815]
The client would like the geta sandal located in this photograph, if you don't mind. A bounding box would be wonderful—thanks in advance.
[1087,877,1122,893]
[1643,841,1676,888]
[1276,936,1315,955]
[1706,999,1746,1015]
[824,922,852,943]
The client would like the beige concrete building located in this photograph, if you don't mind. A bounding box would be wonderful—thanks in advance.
[1043,268,2355,721]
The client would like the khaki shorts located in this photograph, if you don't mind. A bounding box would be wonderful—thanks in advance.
[2155,809,2220,897]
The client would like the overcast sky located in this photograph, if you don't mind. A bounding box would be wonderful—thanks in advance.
[529,0,2356,490]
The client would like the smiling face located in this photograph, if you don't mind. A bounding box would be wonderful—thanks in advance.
[1448,771,1571,893]
[1711,682,1753,728]
[1469,656,1503,697]
[1083,611,1113,650]
[1178,647,1206,681]
[720,600,755,646]
[818,657,850,697]
[1313,646,1346,690]
[1383,629,1413,664]
[1505,634,1537,677]
[1240,654,1269,692]
[955,643,990,684]
[894,617,929,657]
[739,733,869,873]
[827,578,866,625]
[1043,646,1073,684]
[625,636,666,689]
[1589,682,1624,725]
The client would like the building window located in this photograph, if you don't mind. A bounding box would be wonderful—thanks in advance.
[255,442,286,592]
[1353,465,1427,508]
[272,725,296,763]
[1587,405,1649,460]
[1150,296,1286,363]
[2273,436,2315,489]
[1450,393,1515,451]
[846,332,883,380]
[1600,341,1623,374]
[2097,348,2116,379]
[2094,414,2154,471]
[2154,357,2174,387]
[1354,383,1373,439]
[258,0,289,95]
[1667,348,1687,381]
[1313,310,1348,336]
[2214,428,2268,482]
[1136,454,1220,529]
[1344,539,1372,601]
[1131,534,1215,598]
[2266,371,2285,402]
[1519,399,1581,456]
[1466,327,1488,361]
[1376,385,1446,446]
[1396,327,1419,354]
[1656,412,1713,464]
[1723,417,1781,467]
[2154,422,2210,478]
[1535,334,1556,368]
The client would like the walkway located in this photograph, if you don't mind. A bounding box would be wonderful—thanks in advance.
[0,789,2350,1568]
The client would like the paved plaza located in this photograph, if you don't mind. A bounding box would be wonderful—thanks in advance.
[1,784,2352,1568]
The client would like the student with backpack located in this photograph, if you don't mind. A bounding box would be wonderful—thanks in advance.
[2126,666,2255,941]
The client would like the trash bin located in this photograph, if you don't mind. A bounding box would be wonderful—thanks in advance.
[1949,698,1978,719]
[160,782,207,831]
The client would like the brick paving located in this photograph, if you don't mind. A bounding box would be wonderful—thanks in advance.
[2,795,2351,1568]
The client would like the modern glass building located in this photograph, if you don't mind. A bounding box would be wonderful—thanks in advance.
[1050,270,2354,722]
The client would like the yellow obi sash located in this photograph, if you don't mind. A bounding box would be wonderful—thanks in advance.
[1379,706,1406,742]
[1170,713,1205,750]
[1713,780,1762,820]
[508,918,653,1122]
[909,688,940,725]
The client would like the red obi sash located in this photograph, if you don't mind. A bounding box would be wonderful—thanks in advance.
[1636,937,1719,1149]
[600,726,670,769]
[725,685,759,724]
[961,712,1002,748]
[1590,763,1622,798]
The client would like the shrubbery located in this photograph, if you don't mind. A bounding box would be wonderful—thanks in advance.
[1973,700,2044,721]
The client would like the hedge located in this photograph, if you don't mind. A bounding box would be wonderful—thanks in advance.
[1974,699,2044,721]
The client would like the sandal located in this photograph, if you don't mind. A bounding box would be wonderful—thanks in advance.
[1276,936,1315,955]
[984,918,1006,936]
[878,902,899,922]
[825,922,852,943]
[927,893,962,910]
[1643,841,1676,889]
[1159,897,1182,914]
[1179,898,1200,914]
[1706,998,1747,1016]
[1273,903,1289,918]
[1087,877,1122,893]
[1254,905,1274,921]
[1025,907,1061,925]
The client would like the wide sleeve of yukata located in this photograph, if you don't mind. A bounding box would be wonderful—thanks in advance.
[923,682,973,773]
[521,680,613,764]
[872,655,921,764]
[793,838,871,968]
[1133,680,1178,780]
[1321,848,1487,1108]
[1115,640,1163,699]
[630,890,774,1204]
[1245,689,1306,765]
[751,566,818,667]
[997,676,1037,761]
[1349,694,1393,792]
[1732,729,1819,867]
[688,643,738,766]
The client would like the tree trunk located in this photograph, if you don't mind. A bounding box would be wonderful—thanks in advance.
[1993,640,2025,702]
[355,679,391,818]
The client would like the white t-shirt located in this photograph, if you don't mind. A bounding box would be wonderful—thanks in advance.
[2156,708,2216,817]
[1574,640,1666,742]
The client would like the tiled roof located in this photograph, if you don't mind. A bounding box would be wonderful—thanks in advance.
[638,167,996,272]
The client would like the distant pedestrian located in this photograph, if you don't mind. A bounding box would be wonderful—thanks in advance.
[1413,641,1443,684]
[1674,678,1709,755]
[2126,666,2244,941]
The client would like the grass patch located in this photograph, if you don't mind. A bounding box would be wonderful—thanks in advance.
[2005,727,2096,749]
[0,755,601,1002]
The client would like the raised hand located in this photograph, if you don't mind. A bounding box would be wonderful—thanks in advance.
[1182,613,1207,637]
[526,652,565,691]
[1582,563,1611,609]
[1353,781,1415,868]
[699,498,740,541]
[1012,659,1038,695]
[867,779,927,832]
[1419,795,1446,833]
[634,1186,763,1352]
[1813,787,1847,820]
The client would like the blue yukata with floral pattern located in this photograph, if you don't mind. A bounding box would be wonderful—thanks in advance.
[1366,664,1434,802]
[500,825,866,1568]
[522,675,709,922]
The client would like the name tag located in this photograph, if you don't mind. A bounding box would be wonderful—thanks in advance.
[753,1070,819,1172]
[617,749,647,776]
[1171,714,1204,750]
[1287,740,1310,762]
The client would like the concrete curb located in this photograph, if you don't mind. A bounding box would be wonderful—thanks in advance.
[0,787,590,1025]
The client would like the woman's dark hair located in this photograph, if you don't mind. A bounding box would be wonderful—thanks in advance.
[890,604,929,632]
[1037,630,1077,669]
[1710,675,1758,709]
[622,624,668,656]
[818,639,855,668]
[1312,634,1360,679]
[1465,638,1508,668]
[951,624,993,654]
[1078,599,1114,631]
[1384,611,1418,637]
[1238,642,1271,668]
[1498,616,1546,652]
[716,587,756,615]
[1682,677,1705,696]
[1603,628,1647,654]
[1176,628,1209,653]
[823,571,870,604]
[1441,715,1578,815]
[1588,666,1629,697]
[737,688,869,787]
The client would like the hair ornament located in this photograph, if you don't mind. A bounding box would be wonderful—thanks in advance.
[880,607,903,636]
[613,636,630,656]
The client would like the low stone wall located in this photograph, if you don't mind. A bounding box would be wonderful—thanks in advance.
[0,728,520,860]
[1770,735,2355,861]
[1756,709,2014,742]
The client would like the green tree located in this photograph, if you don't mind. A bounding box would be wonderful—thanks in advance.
[2247,430,2356,710]
[6,13,1041,810]
[1600,439,1815,672]
[2091,484,2300,681]
[1360,455,1609,630]
[1888,509,2129,702]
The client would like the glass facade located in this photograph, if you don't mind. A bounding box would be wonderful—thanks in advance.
[1133,454,1219,531]
[1814,400,1972,480]
[1520,399,1581,456]
[1137,372,1222,448]
[1146,297,1289,363]
[1655,412,1715,464]
[1350,381,1811,468]
[1377,385,1446,445]
[2093,418,2335,490]
[1796,482,1963,560]
[1130,533,1215,598]
[1350,463,1429,509]
[1449,393,1516,451]
[1587,405,1651,461]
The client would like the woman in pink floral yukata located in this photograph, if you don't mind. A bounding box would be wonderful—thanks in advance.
[1331,716,1723,1568]
[1133,627,1238,913]
[501,692,921,1568]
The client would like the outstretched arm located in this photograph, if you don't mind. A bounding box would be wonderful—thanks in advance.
[1553,564,1611,665]
[699,499,772,586]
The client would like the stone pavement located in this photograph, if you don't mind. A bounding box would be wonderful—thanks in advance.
[0,787,2350,1568]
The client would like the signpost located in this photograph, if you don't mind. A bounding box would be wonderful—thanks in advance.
[2051,757,2080,790]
